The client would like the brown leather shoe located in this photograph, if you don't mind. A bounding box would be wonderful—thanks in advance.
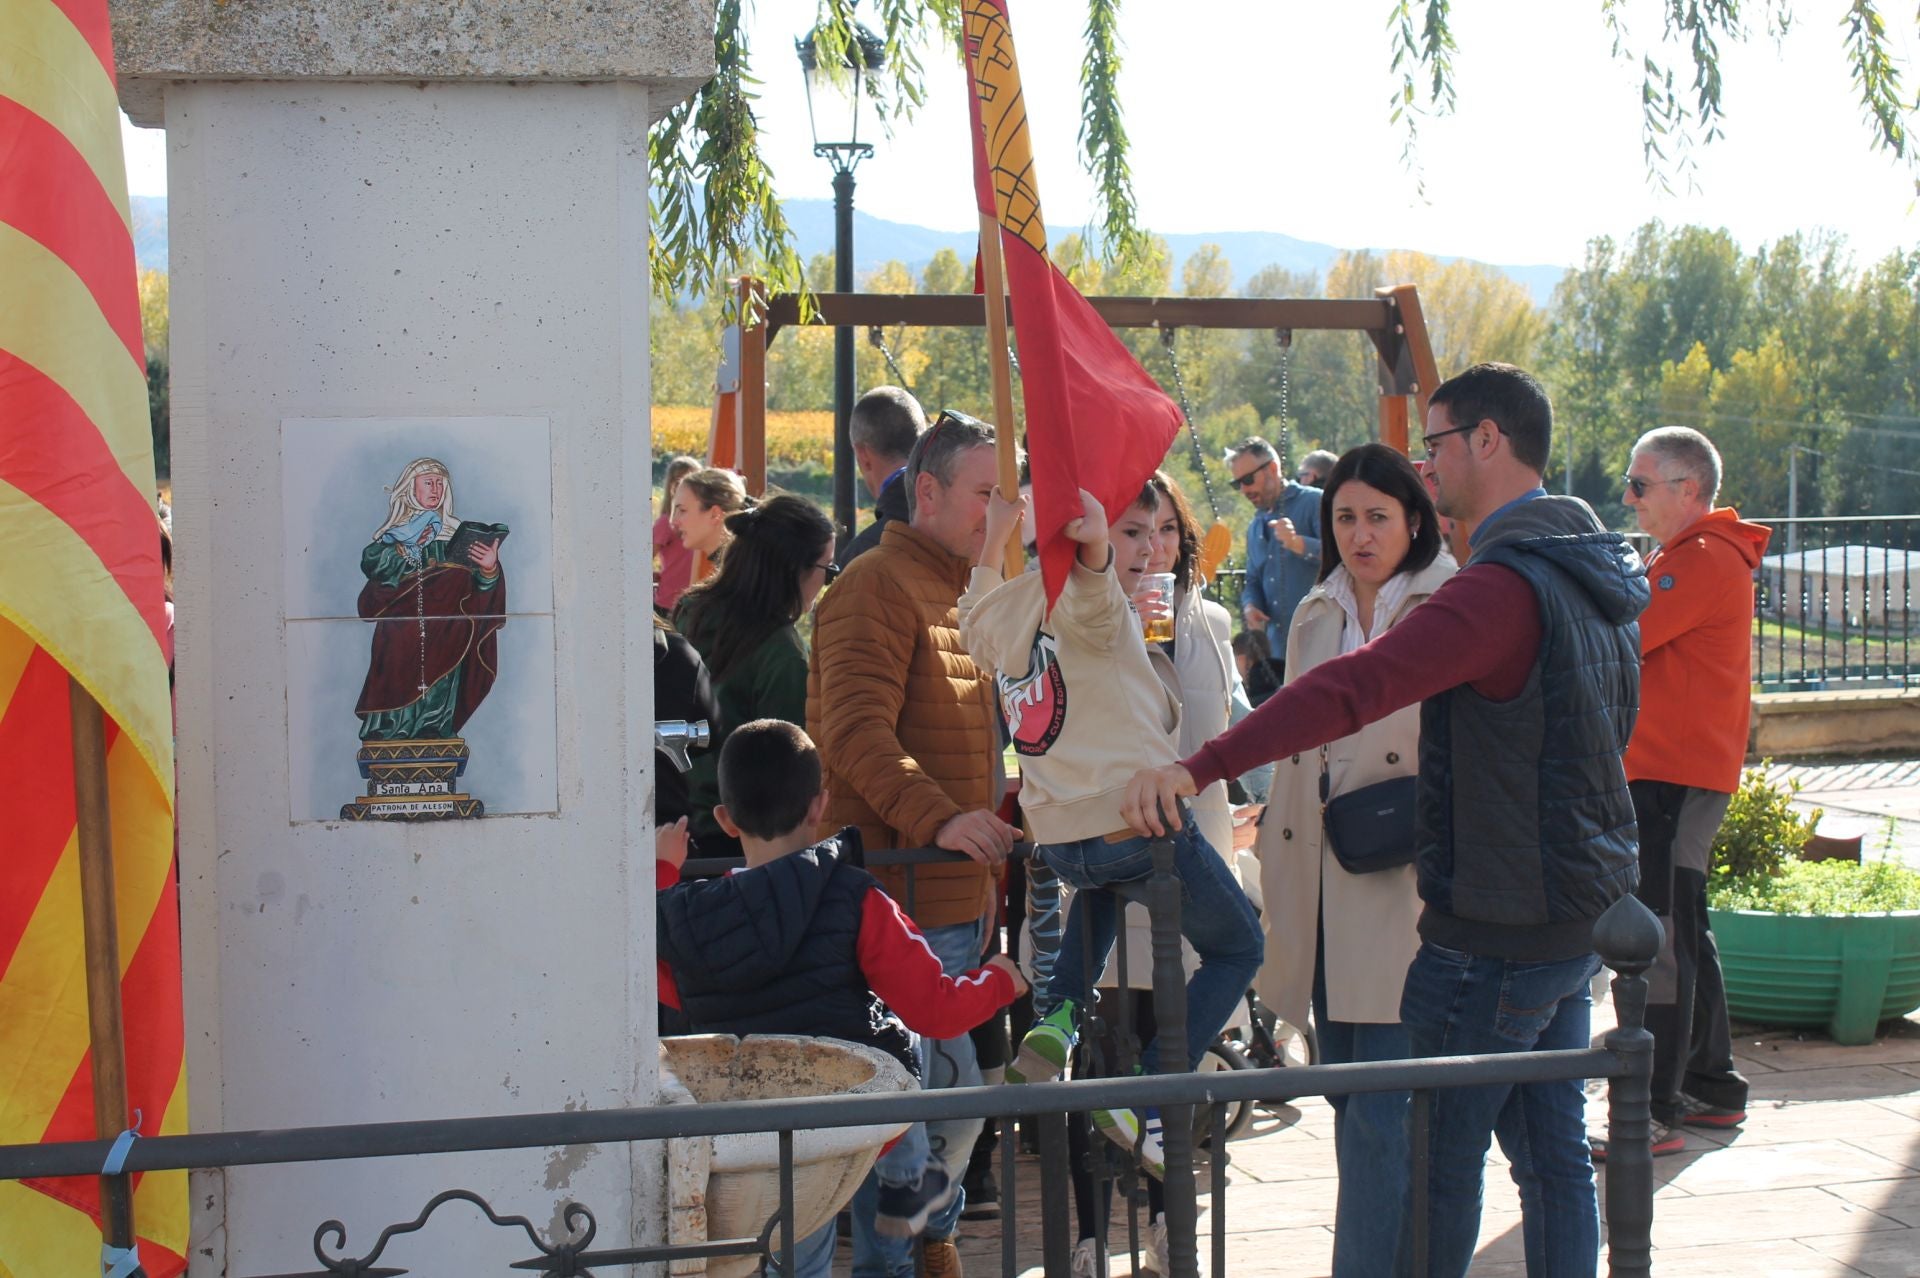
[922,1237,964,1278]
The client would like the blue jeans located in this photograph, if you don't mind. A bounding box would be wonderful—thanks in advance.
[871,1117,932,1187]
[774,1215,838,1278]
[1312,941,1412,1278]
[1042,812,1263,1071]
[1399,942,1603,1278]
[850,917,985,1276]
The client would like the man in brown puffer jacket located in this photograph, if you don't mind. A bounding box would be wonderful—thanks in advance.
[808,409,1020,1275]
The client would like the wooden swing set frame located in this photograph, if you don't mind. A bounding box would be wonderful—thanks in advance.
[703,275,1440,527]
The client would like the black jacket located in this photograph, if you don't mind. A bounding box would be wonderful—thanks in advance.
[842,468,911,566]
[656,830,919,1075]
[1415,496,1649,960]
[654,625,719,826]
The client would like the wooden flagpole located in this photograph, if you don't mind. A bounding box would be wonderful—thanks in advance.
[977,213,1024,572]
[68,676,141,1267]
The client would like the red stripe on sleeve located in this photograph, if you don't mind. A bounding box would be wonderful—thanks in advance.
[0,353,169,655]
[857,887,1014,1039]
[0,96,144,364]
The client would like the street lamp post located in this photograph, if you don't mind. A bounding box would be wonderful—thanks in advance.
[798,25,886,557]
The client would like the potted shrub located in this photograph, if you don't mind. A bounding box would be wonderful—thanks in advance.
[1706,765,1920,1045]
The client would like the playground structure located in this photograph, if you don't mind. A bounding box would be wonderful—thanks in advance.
[702,277,1442,534]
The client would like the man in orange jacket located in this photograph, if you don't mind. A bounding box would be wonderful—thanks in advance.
[1598,426,1771,1160]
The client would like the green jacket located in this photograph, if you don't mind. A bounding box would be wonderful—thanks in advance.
[678,620,811,848]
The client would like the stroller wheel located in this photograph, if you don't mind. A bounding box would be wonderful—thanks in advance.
[1197,1039,1256,1142]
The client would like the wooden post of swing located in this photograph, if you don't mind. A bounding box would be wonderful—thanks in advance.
[1374,283,1440,458]
[68,676,140,1265]
[977,214,1022,572]
[739,275,769,499]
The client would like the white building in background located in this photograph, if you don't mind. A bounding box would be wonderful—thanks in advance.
[1760,544,1920,632]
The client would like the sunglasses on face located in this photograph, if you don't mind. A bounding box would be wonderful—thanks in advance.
[1230,467,1268,490]
[1623,475,1686,499]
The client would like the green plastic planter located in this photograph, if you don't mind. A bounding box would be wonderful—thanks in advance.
[1707,907,1920,1045]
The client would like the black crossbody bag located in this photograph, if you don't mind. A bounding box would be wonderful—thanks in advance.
[1318,746,1419,874]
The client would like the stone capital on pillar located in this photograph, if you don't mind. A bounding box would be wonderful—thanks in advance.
[110,0,715,126]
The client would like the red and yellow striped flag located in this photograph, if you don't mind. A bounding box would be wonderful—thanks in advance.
[1,1,188,1274]
[961,0,1183,611]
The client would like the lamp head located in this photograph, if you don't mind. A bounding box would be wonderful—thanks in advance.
[796,22,886,167]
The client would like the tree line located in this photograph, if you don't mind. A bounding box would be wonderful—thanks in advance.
[651,220,1920,535]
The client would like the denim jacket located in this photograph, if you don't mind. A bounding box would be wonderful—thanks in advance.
[1240,481,1323,654]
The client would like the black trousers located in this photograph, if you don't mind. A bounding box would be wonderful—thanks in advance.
[1630,780,1749,1124]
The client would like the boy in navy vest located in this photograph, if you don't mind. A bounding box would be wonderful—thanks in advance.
[656,719,1025,1276]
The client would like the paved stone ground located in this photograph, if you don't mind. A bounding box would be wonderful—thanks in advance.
[914,1004,1920,1277]
[1775,758,1920,865]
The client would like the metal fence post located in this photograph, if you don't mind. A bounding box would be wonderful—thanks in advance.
[1594,892,1663,1278]
[1148,835,1200,1278]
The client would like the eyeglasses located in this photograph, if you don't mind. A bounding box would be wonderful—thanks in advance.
[1230,466,1269,490]
[1623,475,1687,499]
[817,561,841,585]
[1295,470,1315,483]
[1419,424,1479,459]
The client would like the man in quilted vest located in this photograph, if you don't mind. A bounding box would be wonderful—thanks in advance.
[807,409,1021,1278]
[1126,364,1648,1278]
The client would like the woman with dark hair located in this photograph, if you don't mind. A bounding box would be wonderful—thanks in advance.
[1143,470,1256,893]
[672,494,838,855]
[1256,442,1453,1277]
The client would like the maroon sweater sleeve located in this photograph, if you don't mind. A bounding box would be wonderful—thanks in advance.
[1184,563,1542,790]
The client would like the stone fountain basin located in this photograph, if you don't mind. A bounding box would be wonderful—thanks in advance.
[660,1034,914,1277]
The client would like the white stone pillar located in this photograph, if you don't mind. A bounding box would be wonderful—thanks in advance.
[112,4,711,1270]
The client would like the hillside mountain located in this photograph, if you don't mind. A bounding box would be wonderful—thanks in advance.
[777,199,1567,305]
[133,196,167,272]
[130,194,1565,304]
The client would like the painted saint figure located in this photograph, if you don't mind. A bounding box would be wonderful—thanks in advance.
[353,457,506,741]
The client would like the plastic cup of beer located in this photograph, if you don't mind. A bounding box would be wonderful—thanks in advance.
[1140,572,1176,643]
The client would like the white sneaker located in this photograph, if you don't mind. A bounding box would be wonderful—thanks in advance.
[1071,1236,1109,1278]
[1139,1212,1170,1276]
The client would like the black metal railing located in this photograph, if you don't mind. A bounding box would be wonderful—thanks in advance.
[1218,517,1920,690]
[0,845,1662,1278]
[1746,515,1920,690]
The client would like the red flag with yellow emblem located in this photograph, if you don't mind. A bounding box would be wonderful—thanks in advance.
[0,1,188,1273]
[961,0,1183,609]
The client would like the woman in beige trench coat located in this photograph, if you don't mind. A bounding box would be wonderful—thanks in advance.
[1256,444,1454,1277]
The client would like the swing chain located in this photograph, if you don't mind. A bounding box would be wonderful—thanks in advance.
[1275,328,1293,473]
[1158,326,1225,527]
[867,326,913,397]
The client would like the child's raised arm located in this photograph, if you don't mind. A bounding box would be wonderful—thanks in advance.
[1063,488,1112,572]
[976,486,1027,575]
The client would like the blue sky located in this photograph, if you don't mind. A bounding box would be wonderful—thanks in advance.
[120,0,1920,269]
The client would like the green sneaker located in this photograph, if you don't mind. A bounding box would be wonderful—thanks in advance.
[1007,1002,1077,1084]
[1092,1105,1166,1179]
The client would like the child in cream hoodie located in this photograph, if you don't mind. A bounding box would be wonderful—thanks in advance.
[959,482,1263,1176]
